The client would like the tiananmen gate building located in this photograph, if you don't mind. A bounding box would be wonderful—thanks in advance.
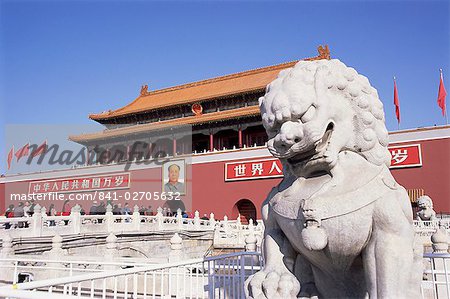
[1,47,449,221]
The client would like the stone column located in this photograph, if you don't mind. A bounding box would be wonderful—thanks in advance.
[103,233,119,273]
[70,204,81,234]
[49,234,65,256]
[105,204,114,232]
[156,207,164,230]
[169,233,184,262]
[132,205,141,231]
[31,204,43,237]
[176,208,183,230]
[105,233,119,257]
[222,215,229,235]
[245,219,257,252]
[209,213,216,227]
[236,214,242,226]
[0,234,14,284]
[194,210,200,229]
[44,234,67,277]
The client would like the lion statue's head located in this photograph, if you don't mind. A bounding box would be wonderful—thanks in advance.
[417,195,433,210]
[259,59,391,177]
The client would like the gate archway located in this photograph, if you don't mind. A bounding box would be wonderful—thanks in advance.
[232,199,257,224]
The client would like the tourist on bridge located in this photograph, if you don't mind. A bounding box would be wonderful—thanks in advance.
[3,204,14,229]
[112,204,122,215]
[89,201,99,215]
[48,204,57,226]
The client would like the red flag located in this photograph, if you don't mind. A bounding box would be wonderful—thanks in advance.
[393,78,400,124]
[15,143,30,162]
[7,146,14,170]
[31,140,47,157]
[438,70,447,116]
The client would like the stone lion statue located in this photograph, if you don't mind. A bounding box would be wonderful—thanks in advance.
[416,195,437,221]
[245,59,422,298]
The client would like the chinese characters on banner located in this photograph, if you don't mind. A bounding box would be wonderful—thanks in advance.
[29,173,130,194]
[388,144,422,169]
[225,159,283,181]
[225,144,422,181]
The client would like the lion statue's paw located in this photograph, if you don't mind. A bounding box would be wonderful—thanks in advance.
[245,270,300,299]
[298,282,320,299]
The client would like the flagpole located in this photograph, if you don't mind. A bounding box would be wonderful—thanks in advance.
[441,69,449,125]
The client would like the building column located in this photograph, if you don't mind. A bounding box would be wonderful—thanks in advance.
[106,148,110,164]
[86,146,90,165]
[238,127,243,149]
[209,132,214,151]
[173,138,177,157]
[149,140,153,160]
[126,144,130,161]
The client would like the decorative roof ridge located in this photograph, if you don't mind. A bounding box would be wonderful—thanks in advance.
[88,45,331,120]
[88,59,299,120]
[138,59,300,97]
[138,45,330,97]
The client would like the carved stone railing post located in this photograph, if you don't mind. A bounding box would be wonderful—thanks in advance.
[104,233,119,271]
[70,205,81,234]
[133,205,141,231]
[431,225,449,253]
[40,206,47,216]
[169,233,184,262]
[223,215,229,234]
[245,219,257,251]
[0,234,13,282]
[156,207,163,230]
[105,233,119,257]
[209,213,216,227]
[105,204,114,232]
[50,234,65,255]
[176,208,183,229]
[42,234,67,278]
[194,211,200,229]
[0,234,13,257]
[31,204,43,237]
[237,214,243,243]
[237,214,242,227]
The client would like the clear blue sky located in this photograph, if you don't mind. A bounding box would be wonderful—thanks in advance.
[1,0,449,174]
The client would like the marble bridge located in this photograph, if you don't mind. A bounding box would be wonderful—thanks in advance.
[0,205,449,298]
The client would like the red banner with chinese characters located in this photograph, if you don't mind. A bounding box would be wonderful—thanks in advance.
[225,159,283,181]
[225,144,422,181]
[388,144,422,169]
[29,173,130,194]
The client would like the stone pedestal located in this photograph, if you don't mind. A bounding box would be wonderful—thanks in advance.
[431,225,449,253]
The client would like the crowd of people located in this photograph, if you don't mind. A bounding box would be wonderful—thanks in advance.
[2,201,192,223]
